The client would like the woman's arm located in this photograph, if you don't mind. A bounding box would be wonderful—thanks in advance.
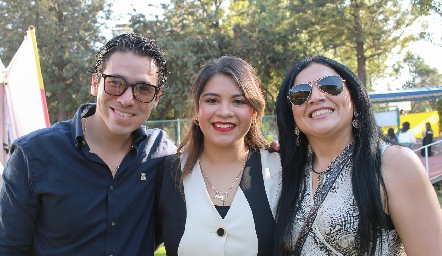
[382,145,442,255]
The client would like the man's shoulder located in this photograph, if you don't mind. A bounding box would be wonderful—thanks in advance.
[14,120,72,147]
[143,127,172,143]
[141,127,177,157]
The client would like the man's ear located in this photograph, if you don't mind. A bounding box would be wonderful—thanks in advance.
[151,90,163,109]
[91,74,99,96]
[156,90,163,101]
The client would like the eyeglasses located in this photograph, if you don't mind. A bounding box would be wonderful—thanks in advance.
[99,73,161,103]
[287,75,345,106]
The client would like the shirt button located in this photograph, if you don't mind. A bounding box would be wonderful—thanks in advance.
[110,186,114,191]
[111,221,116,226]
[216,227,226,237]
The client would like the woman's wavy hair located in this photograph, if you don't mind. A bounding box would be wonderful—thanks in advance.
[177,56,268,185]
[274,56,388,255]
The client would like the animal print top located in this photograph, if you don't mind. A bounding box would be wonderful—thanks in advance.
[291,141,406,255]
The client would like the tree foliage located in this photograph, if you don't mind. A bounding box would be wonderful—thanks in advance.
[0,0,111,123]
[0,0,438,123]
[412,0,442,17]
[131,0,227,120]
[131,0,311,119]
[129,0,427,119]
[282,0,419,88]
[401,51,442,112]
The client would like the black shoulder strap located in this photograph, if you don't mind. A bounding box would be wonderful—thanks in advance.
[294,151,353,254]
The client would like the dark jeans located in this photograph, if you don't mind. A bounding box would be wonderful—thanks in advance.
[421,146,432,157]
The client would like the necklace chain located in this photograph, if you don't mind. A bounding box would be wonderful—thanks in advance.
[82,116,89,134]
[200,151,249,206]
[311,166,329,184]
[83,116,119,176]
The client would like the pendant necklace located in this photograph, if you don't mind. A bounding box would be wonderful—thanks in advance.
[312,166,330,186]
[200,151,249,206]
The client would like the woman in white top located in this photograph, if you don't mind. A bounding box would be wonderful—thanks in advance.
[155,56,281,256]
[398,121,416,149]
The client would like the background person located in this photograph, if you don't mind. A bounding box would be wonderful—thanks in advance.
[421,122,434,157]
[0,34,176,255]
[398,121,416,149]
[387,127,399,143]
[274,56,442,255]
[155,56,281,255]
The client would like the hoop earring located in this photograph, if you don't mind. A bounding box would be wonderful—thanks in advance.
[193,118,199,126]
[294,127,300,146]
[352,110,359,128]
[352,119,359,128]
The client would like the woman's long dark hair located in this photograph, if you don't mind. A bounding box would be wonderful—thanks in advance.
[274,56,388,255]
[401,121,411,132]
[177,56,268,187]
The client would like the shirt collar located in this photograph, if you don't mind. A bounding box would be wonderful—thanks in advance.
[73,103,147,149]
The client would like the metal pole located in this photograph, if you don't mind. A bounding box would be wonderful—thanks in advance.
[176,118,180,145]
[425,147,429,175]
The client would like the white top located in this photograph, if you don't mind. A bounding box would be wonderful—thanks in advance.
[178,149,281,256]
[398,130,416,145]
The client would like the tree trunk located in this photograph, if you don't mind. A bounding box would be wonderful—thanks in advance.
[158,101,173,120]
[57,93,68,121]
[356,41,367,87]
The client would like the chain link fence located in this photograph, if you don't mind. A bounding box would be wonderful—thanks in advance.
[144,116,278,146]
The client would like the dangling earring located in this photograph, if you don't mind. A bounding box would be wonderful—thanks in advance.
[352,110,359,128]
[250,118,256,127]
[194,117,199,126]
[294,127,300,146]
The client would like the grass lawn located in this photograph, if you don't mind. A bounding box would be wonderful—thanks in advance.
[154,245,166,256]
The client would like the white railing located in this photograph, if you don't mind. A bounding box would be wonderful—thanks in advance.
[413,139,442,179]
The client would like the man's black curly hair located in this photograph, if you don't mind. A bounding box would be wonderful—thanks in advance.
[88,33,168,89]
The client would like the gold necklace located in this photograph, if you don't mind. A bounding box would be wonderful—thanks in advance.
[83,117,119,176]
[312,166,331,185]
[200,151,249,206]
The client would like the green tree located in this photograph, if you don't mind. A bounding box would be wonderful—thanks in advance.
[225,0,310,114]
[128,0,431,119]
[435,97,442,133]
[131,0,229,120]
[285,0,420,88]
[0,0,111,123]
[402,51,442,112]
[412,0,441,17]
[131,0,310,117]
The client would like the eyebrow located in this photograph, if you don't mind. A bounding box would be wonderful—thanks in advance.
[201,92,245,98]
[108,74,156,85]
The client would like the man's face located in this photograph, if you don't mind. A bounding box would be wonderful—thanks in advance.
[91,51,161,136]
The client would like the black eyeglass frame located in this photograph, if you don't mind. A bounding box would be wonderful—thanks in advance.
[99,73,162,103]
[287,75,345,106]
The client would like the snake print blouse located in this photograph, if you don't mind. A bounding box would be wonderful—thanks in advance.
[291,142,406,255]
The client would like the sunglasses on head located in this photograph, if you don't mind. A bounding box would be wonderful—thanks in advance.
[287,75,345,106]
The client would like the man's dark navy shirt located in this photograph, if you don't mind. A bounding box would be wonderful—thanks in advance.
[0,104,176,255]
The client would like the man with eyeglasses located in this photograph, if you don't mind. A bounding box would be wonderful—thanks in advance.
[0,34,176,255]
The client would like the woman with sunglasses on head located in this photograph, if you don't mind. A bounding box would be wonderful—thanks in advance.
[155,56,281,255]
[274,56,442,255]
